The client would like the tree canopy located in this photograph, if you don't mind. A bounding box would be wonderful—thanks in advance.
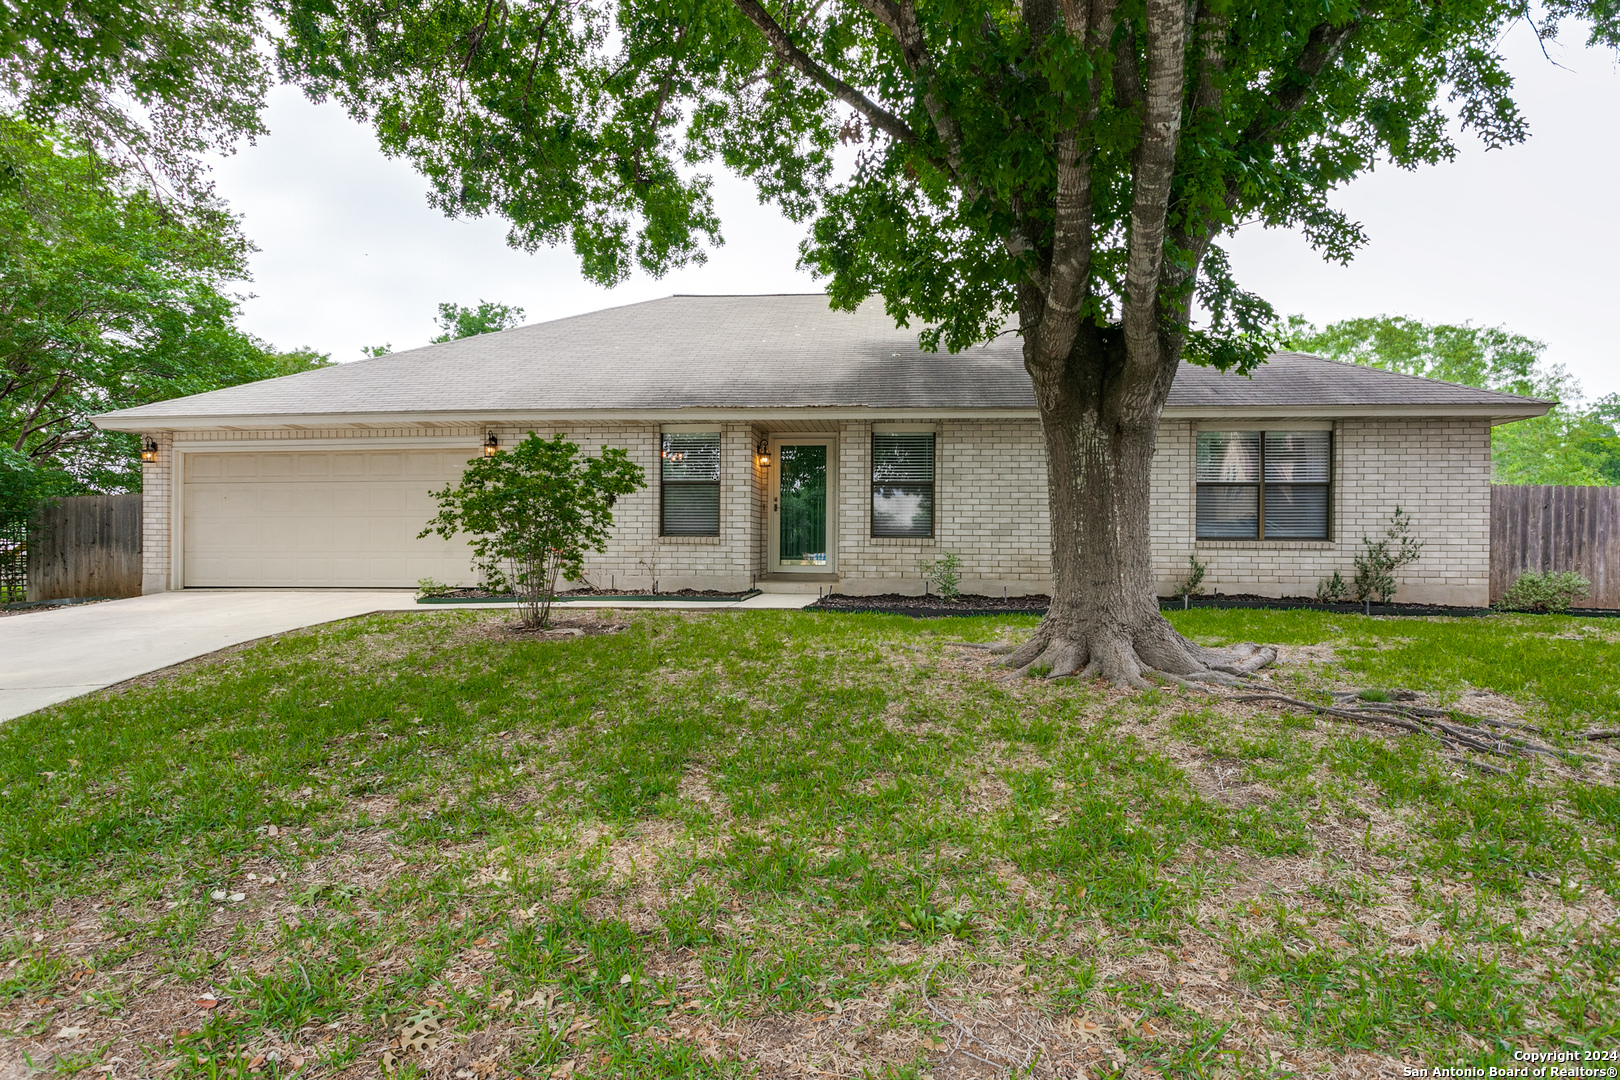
[432,300,526,341]
[1288,315,1620,486]
[272,0,1606,360]
[1,0,272,204]
[0,117,327,516]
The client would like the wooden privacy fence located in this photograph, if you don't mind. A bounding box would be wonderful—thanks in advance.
[27,493,143,602]
[1491,485,1619,608]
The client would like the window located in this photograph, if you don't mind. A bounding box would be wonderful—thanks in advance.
[872,432,935,538]
[661,432,720,536]
[1196,430,1330,539]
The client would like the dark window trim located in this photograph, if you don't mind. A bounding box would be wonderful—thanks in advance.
[870,431,936,539]
[660,433,721,537]
[1195,429,1332,541]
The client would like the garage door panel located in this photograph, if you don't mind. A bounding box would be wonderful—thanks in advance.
[295,519,336,548]
[186,455,225,482]
[183,450,476,587]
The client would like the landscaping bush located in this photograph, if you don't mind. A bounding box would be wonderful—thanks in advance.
[919,551,963,600]
[420,433,644,627]
[1353,507,1424,603]
[1497,570,1591,613]
[1171,554,1208,598]
[1315,570,1351,603]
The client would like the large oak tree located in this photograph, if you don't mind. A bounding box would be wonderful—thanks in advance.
[272,0,1610,683]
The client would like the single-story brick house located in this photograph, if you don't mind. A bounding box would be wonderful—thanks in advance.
[95,294,1547,605]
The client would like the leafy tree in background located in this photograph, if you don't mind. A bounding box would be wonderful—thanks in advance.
[0,0,272,204]
[0,117,325,517]
[272,0,1616,683]
[432,301,526,342]
[1287,315,1620,486]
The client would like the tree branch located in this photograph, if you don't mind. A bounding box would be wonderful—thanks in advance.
[1120,0,1188,365]
[1241,17,1360,148]
[1161,13,1359,339]
[729,0,921,145]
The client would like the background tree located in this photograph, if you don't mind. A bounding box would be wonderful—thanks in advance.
[419,433,645,627]
[432,300,526,342]
[0,117,327,518]
[1,0,272,205]
[1288,315,1620,486]
[274,0,1612,683]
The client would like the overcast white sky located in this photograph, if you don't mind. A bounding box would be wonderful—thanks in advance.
[214,22,1619,397]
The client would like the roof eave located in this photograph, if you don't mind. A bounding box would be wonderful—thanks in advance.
[93,399,1552,433]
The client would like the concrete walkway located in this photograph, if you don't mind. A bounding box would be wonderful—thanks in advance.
[0,588,812,722]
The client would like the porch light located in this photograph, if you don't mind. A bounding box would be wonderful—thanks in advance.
[483,432,499,457]
[140,438,159,464]
[755,441,772,468]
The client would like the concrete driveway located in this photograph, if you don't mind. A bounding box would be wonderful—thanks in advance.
[1,588,811,722]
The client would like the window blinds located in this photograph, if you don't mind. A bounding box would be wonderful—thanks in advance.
[1195,430,1330,539]
[661,432,720,536]
[872,432,935,538]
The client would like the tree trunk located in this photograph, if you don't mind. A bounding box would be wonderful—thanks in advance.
[1007,328,1273,686]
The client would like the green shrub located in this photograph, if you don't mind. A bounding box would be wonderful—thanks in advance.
[1171,555,1208,598]
[919,551,963,600]
[1315,570,1350,602]
[415,577,455,598]
[1353,507,1424,603]
[1497,570,1590,613]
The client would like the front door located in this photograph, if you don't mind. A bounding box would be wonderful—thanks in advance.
[769,436,837,574]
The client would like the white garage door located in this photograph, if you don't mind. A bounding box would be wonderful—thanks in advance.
[182,450,479,587]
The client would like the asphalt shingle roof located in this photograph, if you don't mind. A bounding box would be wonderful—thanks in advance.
[95,294,1547,426]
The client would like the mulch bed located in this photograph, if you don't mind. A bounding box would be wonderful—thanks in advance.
[808,592,1050,617]
[421,587,750,601]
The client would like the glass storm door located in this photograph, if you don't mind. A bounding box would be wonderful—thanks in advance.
[770,438,836,573]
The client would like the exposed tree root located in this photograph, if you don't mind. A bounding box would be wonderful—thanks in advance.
[949,636,1616,772]
[1233,691,1620,768]
[986,612,1278,689]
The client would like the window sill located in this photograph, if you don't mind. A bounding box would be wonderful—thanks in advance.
[658,535,722,544]
[1196,539,1334,550]
[869,536,938,546]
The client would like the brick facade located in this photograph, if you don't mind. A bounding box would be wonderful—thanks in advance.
[139,414,1492,604]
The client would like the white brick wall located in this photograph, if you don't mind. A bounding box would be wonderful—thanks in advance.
[137,415,1492,604]
[140,430,173,594]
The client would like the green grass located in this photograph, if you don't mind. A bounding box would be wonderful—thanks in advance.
[0,608,1615,1078]
[1168,609,1620,729]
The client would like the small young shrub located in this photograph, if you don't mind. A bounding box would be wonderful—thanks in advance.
[1171,555,1208,598]
[1315,570,1350,602]
[1353,507,1424,603]
[415,577,455,599]
[1498,570,1591,613]
[919,551,963,600]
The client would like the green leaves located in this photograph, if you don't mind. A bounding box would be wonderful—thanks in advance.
[1287,313,1620,485]
[419,433,646,625]
[430,300,525,343]
[269,0,1594,368]
[0,116,297,511]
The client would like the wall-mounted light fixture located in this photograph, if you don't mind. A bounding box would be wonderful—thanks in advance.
[755,440,772,468]
[140,438,159,464]
[483,432,500,457]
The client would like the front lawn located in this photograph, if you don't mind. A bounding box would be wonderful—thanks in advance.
[1,609,1616,1079]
